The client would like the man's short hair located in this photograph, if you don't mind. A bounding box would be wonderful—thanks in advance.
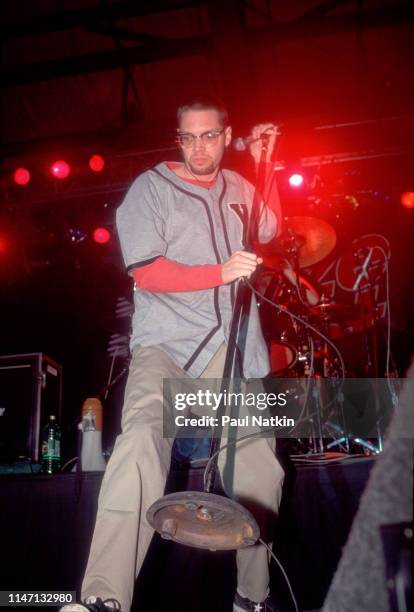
[177,95,229,128]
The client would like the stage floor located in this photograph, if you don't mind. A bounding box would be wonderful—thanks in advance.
[0,456,374,611]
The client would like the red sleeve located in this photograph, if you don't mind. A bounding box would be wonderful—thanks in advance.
[132,257,223,292]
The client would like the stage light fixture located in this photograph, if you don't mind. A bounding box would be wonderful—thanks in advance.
[50,160,71,179]
[89,154,105,173]
[93,227,111,244]
[400,191,414,209]
[288,173,304,187]
[13,167,31,186]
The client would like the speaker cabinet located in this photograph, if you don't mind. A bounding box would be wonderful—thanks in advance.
[0,353,62,462]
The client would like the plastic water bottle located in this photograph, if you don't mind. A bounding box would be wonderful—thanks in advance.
[41,415,61,474]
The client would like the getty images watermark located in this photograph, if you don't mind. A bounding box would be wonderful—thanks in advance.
[173,388,294,429]
[162,377,411,439]
[163,378,303,438]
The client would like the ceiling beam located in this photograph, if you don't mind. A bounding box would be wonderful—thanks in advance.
[297,0,352,19]
[0,119,174,158]
[1,4,412,88]
[1,0,206,40]
[1,36,212,87]
[82,24,169,46]
[247,3,414,44]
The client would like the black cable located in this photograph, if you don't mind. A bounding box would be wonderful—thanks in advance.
[202,428,301,612]
[259,538,300,612]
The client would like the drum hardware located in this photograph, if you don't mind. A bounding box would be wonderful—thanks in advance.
[335,233,391,293]
[279,227,306,259]
[324,422,380,455]
[354,265,383,452]
[297,350,310,363]
[264,291,351,453]
[257,263,315,375]
[336,236,393,452]
[260,219,325,378]
[259,224,394,457]
[310,302,361,322]
[258,216,337,270]
[280,216,337,269]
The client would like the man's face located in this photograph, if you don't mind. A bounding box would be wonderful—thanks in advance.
[178,109,232,177]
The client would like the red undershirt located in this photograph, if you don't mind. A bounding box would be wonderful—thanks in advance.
[132,162,223,292]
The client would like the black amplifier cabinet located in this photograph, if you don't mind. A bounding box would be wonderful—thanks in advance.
[0,353,62,462]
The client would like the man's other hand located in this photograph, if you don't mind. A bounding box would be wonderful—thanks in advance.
[221,250,263,284]
[248,123,279,164]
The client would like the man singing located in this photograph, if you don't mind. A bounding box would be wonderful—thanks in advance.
[62,95,284,612]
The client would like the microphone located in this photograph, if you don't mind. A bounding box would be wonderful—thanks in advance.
[233,125,283,151]
[233,135,260,152]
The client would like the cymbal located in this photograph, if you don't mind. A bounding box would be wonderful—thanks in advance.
[280,217,337,268]
[256,217,336,269]
[310,302,361,321]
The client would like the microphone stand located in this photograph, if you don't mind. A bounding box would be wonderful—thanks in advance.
[204,133,271,493]
[147,134,273,550]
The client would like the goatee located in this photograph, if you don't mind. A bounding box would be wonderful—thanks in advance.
[188,161,217,176]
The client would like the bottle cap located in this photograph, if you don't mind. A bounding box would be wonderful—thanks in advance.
[82,398,103,431]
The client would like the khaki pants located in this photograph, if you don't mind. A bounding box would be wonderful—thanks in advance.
[82,345,284,611]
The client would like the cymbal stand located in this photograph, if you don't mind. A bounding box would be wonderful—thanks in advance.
[293,295,349,454]
[316,306,349,452]
[279,236,327,453]
[353,249,384,453]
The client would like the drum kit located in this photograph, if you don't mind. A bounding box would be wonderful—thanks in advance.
[255,216,392,454]
[257,216,343,376]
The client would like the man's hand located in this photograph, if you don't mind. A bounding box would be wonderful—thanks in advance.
[248,123,279,165]
[221,251,263,284]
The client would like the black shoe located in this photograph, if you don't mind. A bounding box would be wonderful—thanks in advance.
[59,597,121,612]
[233,591,278,612]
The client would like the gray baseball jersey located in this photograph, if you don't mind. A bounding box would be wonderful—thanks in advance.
[116,161,277,378]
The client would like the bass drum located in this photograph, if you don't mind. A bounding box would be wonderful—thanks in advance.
[268,315,298,375]
[257,267,318,376]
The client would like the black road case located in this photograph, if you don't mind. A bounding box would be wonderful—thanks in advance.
[0,353,62,462]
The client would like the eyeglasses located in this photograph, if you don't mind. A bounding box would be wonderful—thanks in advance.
[176,129,225,148]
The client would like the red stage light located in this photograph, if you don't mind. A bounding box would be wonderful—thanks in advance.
[93,227,111,244]
[13,167,31,186]
[50,160,71,179]
[0,237,7,254]
[89,154,105,172]
[400,191,414,209]
[288,173,304,187]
